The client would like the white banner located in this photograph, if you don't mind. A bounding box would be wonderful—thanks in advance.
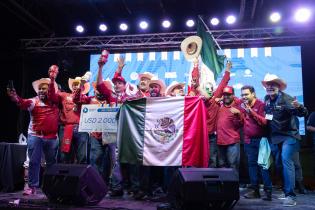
[78,105,119,132]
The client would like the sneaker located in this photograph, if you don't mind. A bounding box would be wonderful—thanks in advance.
[109,189,124,197]
[277,193,286,200]
[134,190,148,200]
[244,190,261,199]
[23,187,36,196]
[282,196,297,207]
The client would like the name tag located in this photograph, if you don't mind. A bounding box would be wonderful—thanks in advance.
[265,114,273,120]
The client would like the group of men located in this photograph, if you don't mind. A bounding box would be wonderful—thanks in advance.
[7,51,309,207]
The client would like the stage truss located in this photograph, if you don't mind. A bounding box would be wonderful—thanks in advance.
[21,26,315,52]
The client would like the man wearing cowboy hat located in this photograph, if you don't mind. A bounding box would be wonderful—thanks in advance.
[7,76,59,196]
[165,81,185,97]
[148,78,166,97]
[262,73,307,207]
[48,65,90,164]
[136,72,155,97]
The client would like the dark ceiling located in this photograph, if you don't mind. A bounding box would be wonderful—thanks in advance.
[1,0,314,39]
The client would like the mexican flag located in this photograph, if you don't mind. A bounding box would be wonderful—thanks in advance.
[197,20,226,81]
[117,96,209,167]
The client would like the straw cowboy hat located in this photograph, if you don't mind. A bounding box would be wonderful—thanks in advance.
[68,77,91,94]
[261,73,287,91]
[181,35,202,61]
[165,81,185,96]
[148,79,166,95]
[92,78,113,92]
[138,72,155,80]
[32,78,58,94]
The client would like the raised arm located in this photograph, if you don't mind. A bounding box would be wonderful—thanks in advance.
[7,88,33,110]
[212,61,231,98]
[48,65,60,104]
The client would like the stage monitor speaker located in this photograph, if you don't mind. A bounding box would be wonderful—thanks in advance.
[168,168,239,210]
[42,164,107,205]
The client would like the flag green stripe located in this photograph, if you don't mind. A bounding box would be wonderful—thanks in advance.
[197,21,225,80]
[118,98,146,164]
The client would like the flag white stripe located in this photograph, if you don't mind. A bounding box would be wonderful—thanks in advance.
[143,97,184,166]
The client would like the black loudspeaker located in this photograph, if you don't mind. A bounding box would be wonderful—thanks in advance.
[42,164,107,205]
[168,168,239,210]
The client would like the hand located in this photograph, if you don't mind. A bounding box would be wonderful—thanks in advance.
[48,65,59,79]
[230,107,241,115]
[215,96,223,103]
[291,96,301,108]
[7,88,17,101]
[117,56,125,69]
[242,103,252,113]
[226,61,232,72]
[98,56,106,68]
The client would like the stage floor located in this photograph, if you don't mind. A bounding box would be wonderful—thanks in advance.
[1,187,315,210]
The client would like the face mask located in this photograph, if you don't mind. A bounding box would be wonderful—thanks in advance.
[206,87,213,97]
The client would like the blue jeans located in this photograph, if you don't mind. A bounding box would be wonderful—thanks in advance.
[244,138,272,190]
[90,136,109,181]
[27,134,58,187]
[58,125,89,164]
[271,136,299,197]
[208,134,218,168]
[108,143,123,191]
[218,143,240,178]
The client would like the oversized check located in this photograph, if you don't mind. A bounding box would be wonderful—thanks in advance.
[78,104,120,132]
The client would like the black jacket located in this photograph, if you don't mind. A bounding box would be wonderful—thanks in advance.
[264,91,308,140]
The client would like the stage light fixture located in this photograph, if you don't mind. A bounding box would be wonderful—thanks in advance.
[210,17,220,26]
[139,21,149,30]
[270,12,281,22]
[162,20,171,28]
[119,23,128,31]
[294,8,311,22]
[99,24,107,32]
[76,25,84,33]
[186,19,195,27]
[226,15,236,24]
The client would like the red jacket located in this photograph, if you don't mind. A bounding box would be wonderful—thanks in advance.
[16,96,59,139]
[205,71,230,135]
[216,100,244,145]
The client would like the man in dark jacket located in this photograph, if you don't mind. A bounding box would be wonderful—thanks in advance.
[262,74,307,207]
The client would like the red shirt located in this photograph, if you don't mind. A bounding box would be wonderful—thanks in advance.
[48,81,88,125]
[216,101,244,145]
[242,99,267,144]
[17,97,59,139]
[205,71,230,135]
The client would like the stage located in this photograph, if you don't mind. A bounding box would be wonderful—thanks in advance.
[1,187,315,210]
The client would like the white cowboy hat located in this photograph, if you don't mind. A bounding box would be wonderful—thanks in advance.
[261,73,287,91]
[68,77,91,95]
[181,36,202,61]
[148,79,166,95]
[32,78,58,94]
[165,81,185,96]
[138,72,154,80]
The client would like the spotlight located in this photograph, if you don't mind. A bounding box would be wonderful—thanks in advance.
[119,23,128,31]
[162,20,171,28]
[139,21,149,30]
[99,24,107,32]
[210,17,220,26]
[186,19,195,27]
[294,8,311,22]
[226,15,236,24]
[76,25,84,33]
[270,12,281,22]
